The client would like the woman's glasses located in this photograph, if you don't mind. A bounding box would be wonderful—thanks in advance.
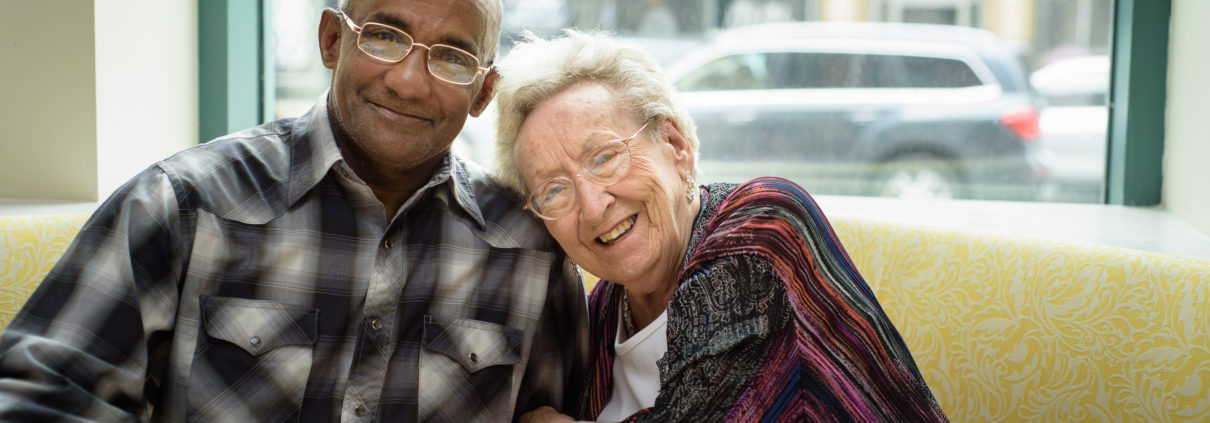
[526,118,656,220]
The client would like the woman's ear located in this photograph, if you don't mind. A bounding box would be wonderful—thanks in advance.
[661,117,696,170]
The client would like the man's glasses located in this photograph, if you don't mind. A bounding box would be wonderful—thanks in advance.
[526,118,656,221]
[336,10,491,85]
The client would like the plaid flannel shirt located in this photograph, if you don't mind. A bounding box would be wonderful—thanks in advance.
[0,91,589,422]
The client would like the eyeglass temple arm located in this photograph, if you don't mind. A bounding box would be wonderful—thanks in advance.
[333,10,360,33]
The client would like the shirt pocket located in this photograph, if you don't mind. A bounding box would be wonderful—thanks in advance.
[188,296,318,422]
[418,316,524,421]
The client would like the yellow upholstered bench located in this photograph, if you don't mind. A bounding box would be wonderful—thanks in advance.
[0,213,90,332]
[3,211,1210,422]
[831,216,1210,423]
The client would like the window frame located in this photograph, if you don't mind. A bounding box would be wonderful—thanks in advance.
[1106,0,1169,206]
[199,0,1168,206]
[198,0,272,144]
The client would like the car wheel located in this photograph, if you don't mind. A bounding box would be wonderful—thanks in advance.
[876,154,964,200]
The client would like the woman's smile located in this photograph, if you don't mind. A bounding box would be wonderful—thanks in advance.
[597,214,638,245]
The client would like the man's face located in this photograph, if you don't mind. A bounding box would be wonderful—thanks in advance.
[320,0,497,176]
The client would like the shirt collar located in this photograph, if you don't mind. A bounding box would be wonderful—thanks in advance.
[286,89,487,230]
[405,148,489,230]
[447,151,488,229]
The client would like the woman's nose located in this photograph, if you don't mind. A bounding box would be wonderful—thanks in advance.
[575,176,614,219]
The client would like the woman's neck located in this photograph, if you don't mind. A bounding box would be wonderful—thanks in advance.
[624,187,703,332]
[625,282,676,333]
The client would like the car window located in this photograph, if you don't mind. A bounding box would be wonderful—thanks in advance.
[894,56,983,88]
[1044,92,1108,107]
[851,54,905,88]
[849,54,984,88]
[679,52,862,91]
[674,53,768,91]
[678,52,985,91]
[767,52,856,88]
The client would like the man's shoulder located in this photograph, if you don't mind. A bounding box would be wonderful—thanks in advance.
[155,118,301,222]
[163,118,297,173]
[452,155,560,252]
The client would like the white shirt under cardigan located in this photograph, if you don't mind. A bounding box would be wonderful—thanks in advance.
[597,306,669,422]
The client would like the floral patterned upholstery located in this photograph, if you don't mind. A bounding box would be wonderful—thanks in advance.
[3,212,1210,422]
[831,216,1210,423]
[0,213,89,332]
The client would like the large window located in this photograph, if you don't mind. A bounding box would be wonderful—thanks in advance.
[263,0,1134,205]
[272,0,336,120]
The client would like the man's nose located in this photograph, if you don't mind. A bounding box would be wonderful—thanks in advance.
[383,46,435,97]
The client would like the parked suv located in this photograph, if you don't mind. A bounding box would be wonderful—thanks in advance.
[666,22,1049,200]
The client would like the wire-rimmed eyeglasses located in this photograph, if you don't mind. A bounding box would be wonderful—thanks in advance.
[335,10,491,85]
[525,117,657,221]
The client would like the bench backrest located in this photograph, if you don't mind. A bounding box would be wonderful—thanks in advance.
[0,213,90,332]
[832,216,1210,422]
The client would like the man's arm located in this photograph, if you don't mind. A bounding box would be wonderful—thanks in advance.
[0,167,187,420]
[513,256,590,422]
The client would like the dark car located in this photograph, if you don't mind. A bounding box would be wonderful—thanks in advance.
[666,22,1049,200]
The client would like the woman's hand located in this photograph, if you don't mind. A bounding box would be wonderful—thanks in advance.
[520,406,579,423]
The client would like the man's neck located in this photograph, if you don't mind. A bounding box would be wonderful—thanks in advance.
[327,113,445,220]
[354,156,443,220]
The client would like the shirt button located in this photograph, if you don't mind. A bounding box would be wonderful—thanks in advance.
[370,318,383,331]
[249,336,261,347]
[383,239,392,250]
[468,352,478,365]
[354,404,367,416]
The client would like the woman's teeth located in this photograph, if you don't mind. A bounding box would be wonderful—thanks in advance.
[598,215,637,245]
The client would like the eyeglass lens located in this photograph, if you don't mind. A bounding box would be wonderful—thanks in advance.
[357,22,481,84]
[530,142,632,219]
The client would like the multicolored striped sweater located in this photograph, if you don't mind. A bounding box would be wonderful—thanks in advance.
[578,177,947,422]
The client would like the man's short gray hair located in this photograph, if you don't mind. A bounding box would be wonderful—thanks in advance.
[491,29,700,196]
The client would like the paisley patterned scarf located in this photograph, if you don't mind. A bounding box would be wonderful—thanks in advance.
[579,177,946,422]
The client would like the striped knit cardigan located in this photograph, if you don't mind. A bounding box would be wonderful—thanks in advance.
[578,177,947,422]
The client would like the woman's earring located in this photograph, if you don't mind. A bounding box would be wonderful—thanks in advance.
[684,170,697,202]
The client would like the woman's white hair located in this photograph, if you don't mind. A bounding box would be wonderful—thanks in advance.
[492,29,700,196]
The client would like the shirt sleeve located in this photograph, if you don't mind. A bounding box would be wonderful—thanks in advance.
[620,254,789,423]
[512,256,591,422]
[0,165,188,420]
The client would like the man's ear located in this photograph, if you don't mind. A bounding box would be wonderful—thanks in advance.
[469,68,499,117]
[318,9,342,70]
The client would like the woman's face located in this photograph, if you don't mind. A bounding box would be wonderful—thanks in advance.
[514,83,699,293]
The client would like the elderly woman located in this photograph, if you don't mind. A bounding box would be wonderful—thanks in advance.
[493,30,948,422]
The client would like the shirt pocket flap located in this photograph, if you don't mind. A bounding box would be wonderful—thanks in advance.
[423,316,523,373]
[201,296,318,357]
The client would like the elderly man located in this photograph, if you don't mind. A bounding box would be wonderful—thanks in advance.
[0,0,587,421]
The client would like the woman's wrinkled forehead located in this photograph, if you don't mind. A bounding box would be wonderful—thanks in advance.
[515,85,633,184]
[530,84,624,143]
[516,114,613,180]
